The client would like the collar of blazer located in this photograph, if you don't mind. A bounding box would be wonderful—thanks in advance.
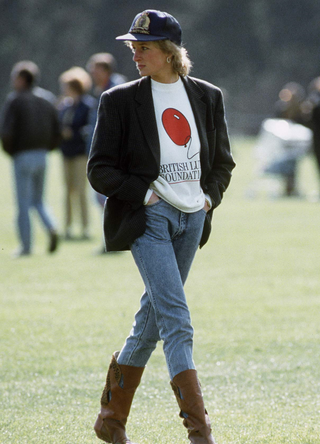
[181,76,208,160]
[133,75,208,168]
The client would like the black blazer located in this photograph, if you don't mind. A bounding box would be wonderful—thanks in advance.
[87,75,235,251]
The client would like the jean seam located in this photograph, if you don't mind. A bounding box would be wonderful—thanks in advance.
[126,296,153,366]
[133,240,171,373]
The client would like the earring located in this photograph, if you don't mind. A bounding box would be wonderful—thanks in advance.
[167,57,171,63]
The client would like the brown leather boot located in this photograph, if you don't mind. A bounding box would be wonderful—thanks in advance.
[94,351,144,443]
[171,369,216,444]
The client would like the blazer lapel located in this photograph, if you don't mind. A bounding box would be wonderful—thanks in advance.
[135,77,160,165]
[181,76,209,162]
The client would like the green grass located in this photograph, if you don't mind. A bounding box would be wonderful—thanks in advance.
[1,138,320,443]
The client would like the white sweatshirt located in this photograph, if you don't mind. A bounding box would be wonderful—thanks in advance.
[144,77,207,213]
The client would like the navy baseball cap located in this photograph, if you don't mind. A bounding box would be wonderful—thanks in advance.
[116,10,182,46]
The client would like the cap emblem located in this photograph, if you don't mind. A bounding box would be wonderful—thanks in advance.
[131,12,151,35]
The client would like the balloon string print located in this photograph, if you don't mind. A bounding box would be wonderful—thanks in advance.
[162,108,199,159]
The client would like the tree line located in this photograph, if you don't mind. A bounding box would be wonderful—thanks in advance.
[1,0,320,134]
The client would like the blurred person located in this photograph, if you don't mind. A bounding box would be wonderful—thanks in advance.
[250,83,312,199]
[86,52,127,99]
[58,67,96,240]
[273,82,306,196]
[308,77,320,188]
[0,61,60,257]
[10,60,57,105]
[86,53,127,253]
[88,9,235,444]
[251,118,312,199]
[311,104,320,181]
[275,82,305,123]
[298,77,320,127]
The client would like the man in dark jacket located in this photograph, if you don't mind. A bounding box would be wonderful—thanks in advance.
[0,61,60,257]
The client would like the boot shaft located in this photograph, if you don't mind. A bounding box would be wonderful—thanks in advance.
[171,369,216,444]
[101,352,144,413]
[95,351,144,443]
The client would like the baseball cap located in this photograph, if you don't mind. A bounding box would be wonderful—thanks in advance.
[116,10,182,46]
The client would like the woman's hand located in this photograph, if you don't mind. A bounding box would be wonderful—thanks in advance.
[61,126,73,140]
[203,200,211,213]
[146,192,160,205]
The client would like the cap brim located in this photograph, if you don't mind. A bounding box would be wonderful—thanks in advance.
[116,33,167,42]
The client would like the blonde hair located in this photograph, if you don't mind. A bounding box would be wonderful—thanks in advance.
[126,40,192,77]
[59,66,92,95]
[156,40,192,77]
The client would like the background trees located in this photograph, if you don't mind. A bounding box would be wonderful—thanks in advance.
[1,0,320,134]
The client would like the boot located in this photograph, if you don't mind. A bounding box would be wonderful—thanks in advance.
[94,351,144,443]
[171,369,216,444]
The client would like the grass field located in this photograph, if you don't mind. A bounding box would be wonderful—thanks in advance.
[1,138,320,443]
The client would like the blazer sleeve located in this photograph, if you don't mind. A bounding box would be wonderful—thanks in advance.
[87,91,149,209]
[204,89,235,208]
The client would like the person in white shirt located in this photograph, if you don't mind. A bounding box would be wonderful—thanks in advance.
[88,9,235,444]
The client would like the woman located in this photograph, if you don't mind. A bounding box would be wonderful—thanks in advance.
[87,9,235,444]
[58,67,96,240]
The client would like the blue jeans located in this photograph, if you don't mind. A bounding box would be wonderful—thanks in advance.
[117,199,207,379]
[13,150,56,253]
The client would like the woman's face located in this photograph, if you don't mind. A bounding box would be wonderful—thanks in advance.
[131,41,177,83]
[63,84,80,100]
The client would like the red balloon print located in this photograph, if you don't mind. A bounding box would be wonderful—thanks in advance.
[162,108,191,146]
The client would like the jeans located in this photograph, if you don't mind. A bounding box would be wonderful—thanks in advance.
[13,149,56,253]
[117,199,207,380]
